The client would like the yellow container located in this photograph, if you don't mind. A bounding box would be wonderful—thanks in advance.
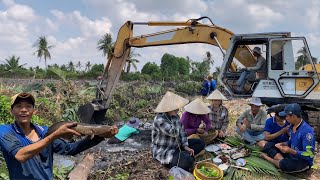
[193,162,223,180]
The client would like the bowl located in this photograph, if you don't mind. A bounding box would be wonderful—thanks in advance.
[218,164,229,174]
[194,162,223,180]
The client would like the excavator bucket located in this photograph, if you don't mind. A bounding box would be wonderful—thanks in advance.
[77,99,108,124]
[77,82,110,124]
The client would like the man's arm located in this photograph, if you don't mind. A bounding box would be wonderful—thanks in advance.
[15,123,81,163]
[247,57,265,71]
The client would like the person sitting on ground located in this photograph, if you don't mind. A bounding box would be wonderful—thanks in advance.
[0,92,118,180]
[108,117,141,144]
[200,74,216,96]
[206,89,229,138]
[257,106,290,159]
[236,47,266,93]
[180,98,212,137]
[236,97,267,145]
[261,103,315,173]
[151,91,205,171]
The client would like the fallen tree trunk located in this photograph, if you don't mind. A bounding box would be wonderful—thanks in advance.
[68,153,94,180]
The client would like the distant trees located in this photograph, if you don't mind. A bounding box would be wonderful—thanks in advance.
[33,36,53,70]
[141,62,160,75]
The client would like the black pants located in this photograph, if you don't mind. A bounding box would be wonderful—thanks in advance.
[165,138,205,171]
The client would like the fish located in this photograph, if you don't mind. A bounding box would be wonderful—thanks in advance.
[45,121,116,139]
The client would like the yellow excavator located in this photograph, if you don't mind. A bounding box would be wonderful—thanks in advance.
[78,17,319,131]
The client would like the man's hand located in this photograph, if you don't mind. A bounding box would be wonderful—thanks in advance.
[97,75,103,80]
[98,126,119,138]
[52,122,81,139]
[184,146,195,156]
[280,125,290,134]
[218,130,225,138]
[243,118,251,129]
[276,144,292,154]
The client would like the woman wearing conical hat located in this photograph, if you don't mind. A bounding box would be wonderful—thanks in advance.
[206,89,229,138]
[181,98,212,136]
[151,91,205,171]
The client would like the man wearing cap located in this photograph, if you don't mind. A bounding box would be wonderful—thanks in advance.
[151,91,205,171]
[258,105,290,160]
[261,103,315,173]
[236,97,267,145]
[236,46,266,93]
[108,117,141,144]
[0,92,118,180]
[206,90,229,138]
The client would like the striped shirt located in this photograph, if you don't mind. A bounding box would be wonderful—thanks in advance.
[208,105,229,132]
[151,113,188,164]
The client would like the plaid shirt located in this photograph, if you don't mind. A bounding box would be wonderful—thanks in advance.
[151,113,188,164]
[208,105,229,132]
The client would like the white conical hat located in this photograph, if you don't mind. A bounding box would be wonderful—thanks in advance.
[206,90,227,100]
[155,91,189,113]
[184,98,211,115]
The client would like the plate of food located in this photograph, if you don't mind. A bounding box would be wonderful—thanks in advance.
[205,144,221,152]
[217,143,232,150]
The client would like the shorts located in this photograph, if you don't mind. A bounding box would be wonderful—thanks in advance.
[263,141,281,158]
[279,158,310,173]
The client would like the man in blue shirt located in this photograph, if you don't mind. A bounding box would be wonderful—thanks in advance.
[261,103,315,173]
[0,92,118,180]
[200,74,216,96]
[258,106,290,160]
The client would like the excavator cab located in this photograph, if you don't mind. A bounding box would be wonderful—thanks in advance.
[220,33,319,105]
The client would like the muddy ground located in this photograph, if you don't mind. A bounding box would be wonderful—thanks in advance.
[53,99,320,180]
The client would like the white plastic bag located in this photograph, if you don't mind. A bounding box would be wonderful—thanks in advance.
[169,166,195,180]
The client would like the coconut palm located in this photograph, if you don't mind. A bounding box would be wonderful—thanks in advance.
[67,61,75,72]
[125,50,140,73]
[97,33,113,59]
[204,51,214,66]
[33,36,54,70]
[84,61,91,72]
[76,61,82,72]
[2,55,26,77]
[295,46,318,69]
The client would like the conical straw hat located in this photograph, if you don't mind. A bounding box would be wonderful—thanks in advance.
[206,90,227,100]
[155,91,189,113]
[184,98,211,115]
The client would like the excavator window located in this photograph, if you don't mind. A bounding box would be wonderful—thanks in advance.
[225,42,267,94]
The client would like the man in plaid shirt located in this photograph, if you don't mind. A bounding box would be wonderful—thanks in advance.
[151,91,205,171]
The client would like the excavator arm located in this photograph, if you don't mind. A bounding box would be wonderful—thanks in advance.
[101,18,255,108]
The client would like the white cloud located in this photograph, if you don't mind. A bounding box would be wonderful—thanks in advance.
[6,4,36,22]
[70,11,112,37]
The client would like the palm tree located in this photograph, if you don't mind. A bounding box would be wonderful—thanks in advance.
[33,36,54,70]
[295,46,318,69]
[76,61,82,72]
[125,50,140,73]
[85,61,91,72]
[204,51,214,66]
[97,33,113,59]
[67,61,75,72]
[2,55,26,77]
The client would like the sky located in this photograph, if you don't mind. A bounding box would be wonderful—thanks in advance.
[0,0,319,72]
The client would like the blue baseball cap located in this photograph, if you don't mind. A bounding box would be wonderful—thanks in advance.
[279,103,301,116]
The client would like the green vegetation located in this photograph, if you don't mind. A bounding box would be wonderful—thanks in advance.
[198,166,219,177]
